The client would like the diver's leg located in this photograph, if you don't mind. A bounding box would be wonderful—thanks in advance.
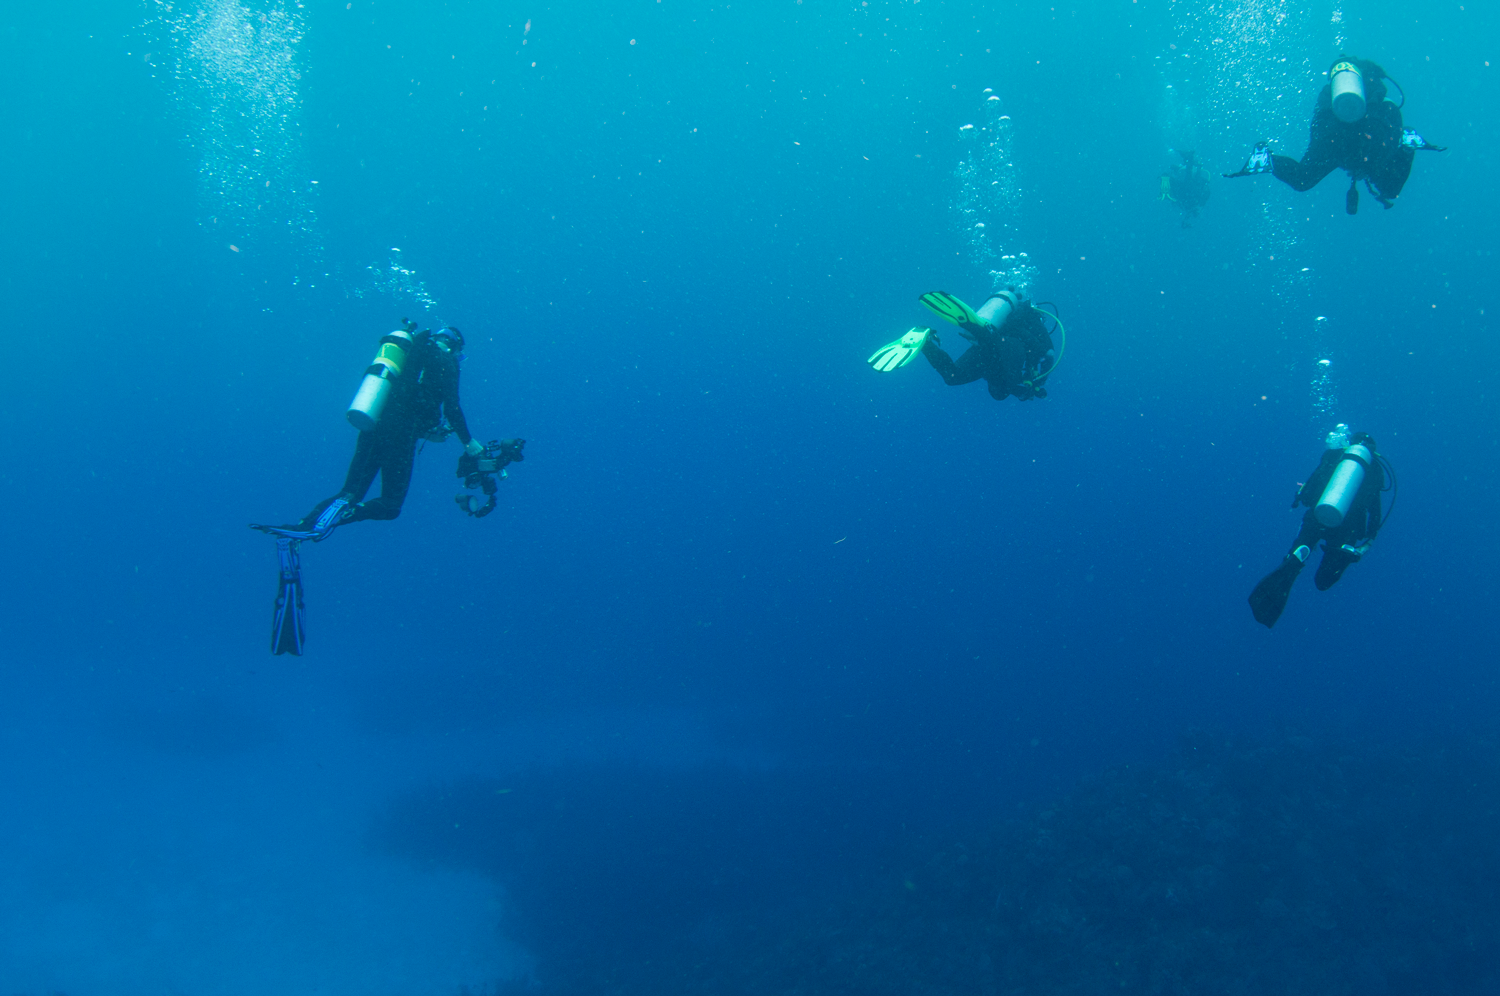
[1248,513,1323,628]
[1314,525,1361,590]
[923,340,983,386]
[298,431,380,525]
[1287,513,1327,563]
[1271,155,1338,192]
[985,335,1028,401]
[1272,110,1344,192]
[1367,152,1414,203]
[345,430,417,522]
[1363,103,1415,202]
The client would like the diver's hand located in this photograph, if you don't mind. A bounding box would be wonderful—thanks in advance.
[499,438,526,462]
[464,438,485,457]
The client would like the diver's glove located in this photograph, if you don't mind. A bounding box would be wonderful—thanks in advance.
[867,327,933,372]
[1224,142,1273,178]
[464,438,485,457]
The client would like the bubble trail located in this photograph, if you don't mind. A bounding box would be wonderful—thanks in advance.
[142,0,320,254]
[952,90,1036,297]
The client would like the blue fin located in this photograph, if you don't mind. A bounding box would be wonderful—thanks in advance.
[271,537,306,656]
[1401,127,1446,151]
[1225,143,1273,178]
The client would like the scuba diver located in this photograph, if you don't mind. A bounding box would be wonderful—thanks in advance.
[1159,149,1211,226]
[1226,56,1445,214]
[251,319,525,655]
[1248,424,1395,628]
[867,289,1064,402]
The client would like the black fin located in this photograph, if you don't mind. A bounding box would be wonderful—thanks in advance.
[1248,558,1302,629]
[1346,180,1359,215]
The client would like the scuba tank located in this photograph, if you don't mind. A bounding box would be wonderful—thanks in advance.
[1314,442,1373,527]
[1329,61,1367,123]
[974,290,1019,329]
[347,324,417,432]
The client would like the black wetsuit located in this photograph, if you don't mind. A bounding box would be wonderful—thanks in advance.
[1286,446,1385,590]
[920,304,1053,401]
[305,334,473,526]
[1271,62,1413,206]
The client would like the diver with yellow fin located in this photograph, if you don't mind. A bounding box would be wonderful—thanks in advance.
[867,289,1064,402]
[1159,150,1211,227]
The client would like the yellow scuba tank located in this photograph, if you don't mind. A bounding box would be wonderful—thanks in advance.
[1329,61,1366,123]
[347,325,417,431]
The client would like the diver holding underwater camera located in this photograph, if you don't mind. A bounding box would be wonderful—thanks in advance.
[456,438,527,518]
[251,318,526,655]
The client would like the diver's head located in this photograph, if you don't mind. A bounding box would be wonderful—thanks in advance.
[1177,149,1197,165]
[1325,423,1352,450]
[433,326,466,354]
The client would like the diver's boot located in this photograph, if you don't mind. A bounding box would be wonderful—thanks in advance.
[1248,545,1309,628]
[313,497,358,541]
[290,493,357,542]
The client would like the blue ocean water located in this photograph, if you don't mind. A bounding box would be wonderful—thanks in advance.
[1,0,1496,991]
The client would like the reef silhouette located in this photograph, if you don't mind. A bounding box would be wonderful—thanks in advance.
[384,733,1500,994]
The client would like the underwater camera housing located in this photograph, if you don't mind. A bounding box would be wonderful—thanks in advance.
[455,439,526,518]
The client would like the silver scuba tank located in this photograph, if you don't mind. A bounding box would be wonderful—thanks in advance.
[1329,61,1367,123]
[1314,443,1373,527]
[347,328,416,432]
[975,290,1019,329]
